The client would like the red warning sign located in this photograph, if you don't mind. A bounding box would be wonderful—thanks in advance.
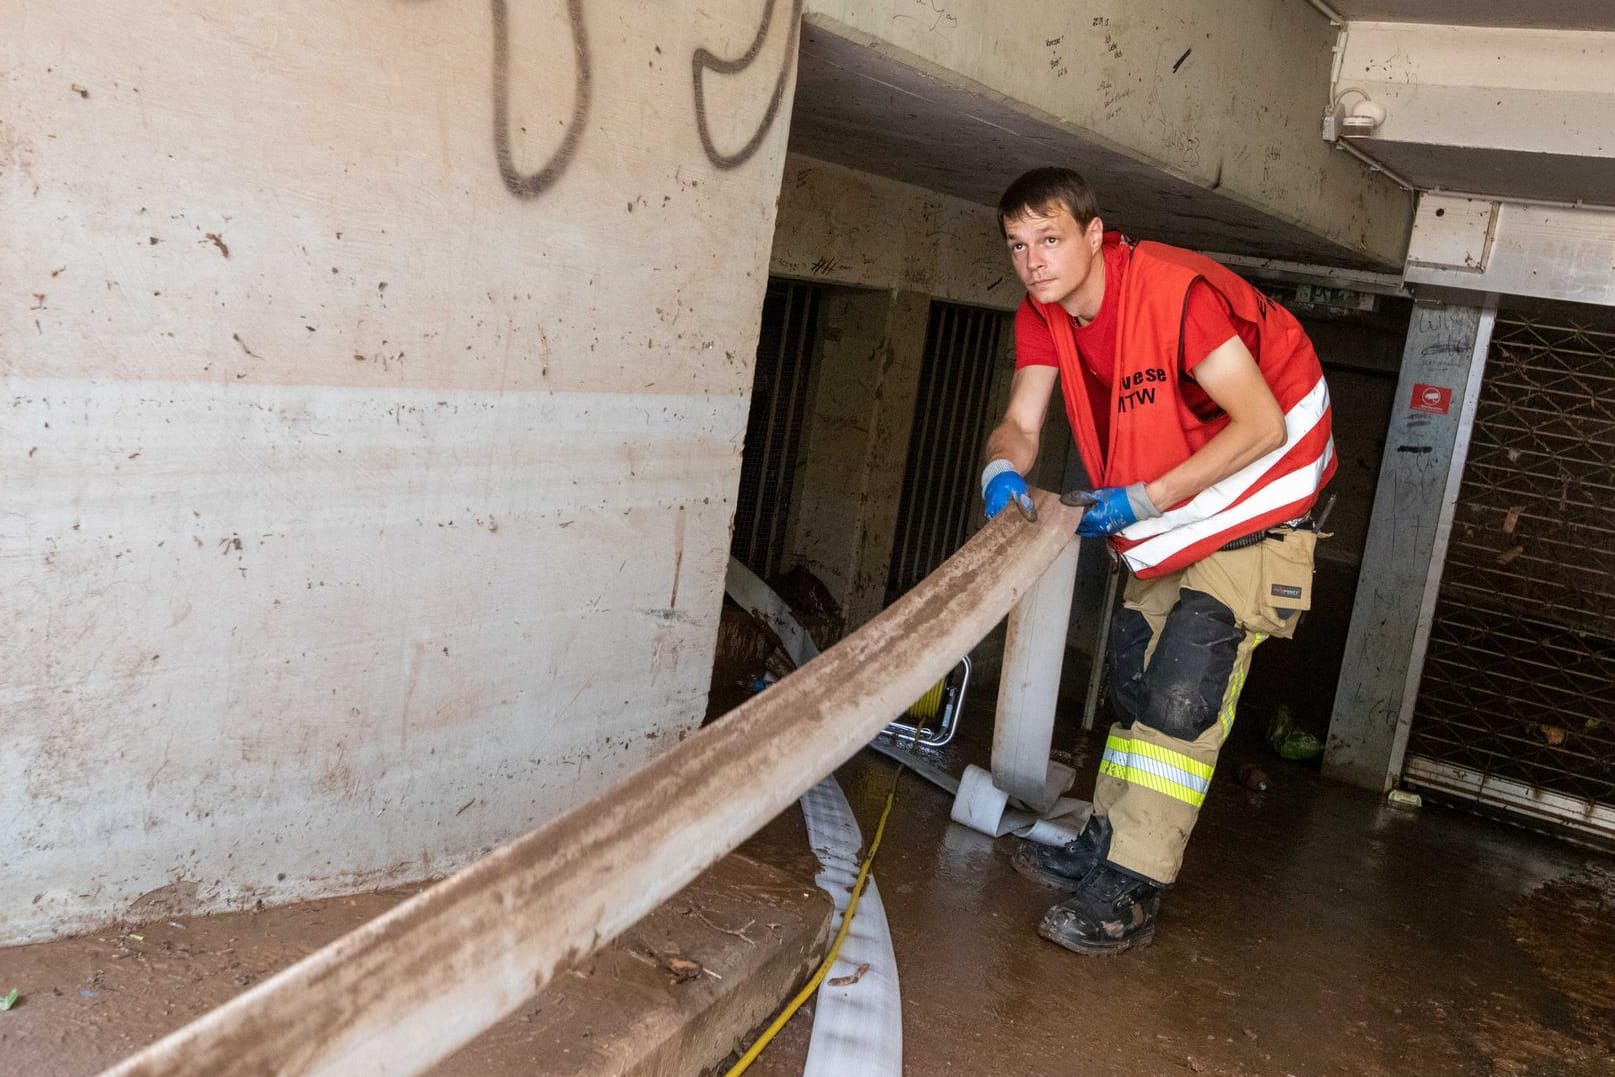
[1410,383,1453,414]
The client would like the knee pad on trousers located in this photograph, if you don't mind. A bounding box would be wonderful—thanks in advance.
[1136,588,1244,742]
[1108,606,1154,730]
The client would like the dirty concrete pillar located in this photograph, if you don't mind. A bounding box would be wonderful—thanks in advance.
[785,288,931,628]
[2,0,801,943]
[1324,300,1498,791]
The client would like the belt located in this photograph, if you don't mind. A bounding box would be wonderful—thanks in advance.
[1218,514,1317,551]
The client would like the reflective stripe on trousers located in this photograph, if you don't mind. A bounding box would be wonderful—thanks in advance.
[1100,733,1214,808]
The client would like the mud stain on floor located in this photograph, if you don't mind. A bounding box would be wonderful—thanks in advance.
[1475,866,1615,1076]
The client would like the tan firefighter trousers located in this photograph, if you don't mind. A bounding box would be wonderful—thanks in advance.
[1093,527,1318,884]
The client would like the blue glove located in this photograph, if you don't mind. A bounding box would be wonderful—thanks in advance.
[1075,483,1160,537]
[981,459,1034,519]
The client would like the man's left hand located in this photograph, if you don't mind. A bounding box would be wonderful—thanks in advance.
[1075,483,1161,537]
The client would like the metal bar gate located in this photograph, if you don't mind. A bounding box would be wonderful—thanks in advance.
[732,278,821,579]
[886,301,1007,601]
[1404,302,1615,844]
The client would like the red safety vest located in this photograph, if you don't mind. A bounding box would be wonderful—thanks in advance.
[1033,240,1336,577]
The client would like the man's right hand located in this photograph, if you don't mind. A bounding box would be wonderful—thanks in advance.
[981,459,1034,519]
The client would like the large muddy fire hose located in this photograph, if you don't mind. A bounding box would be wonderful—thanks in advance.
[103,490,1085,1077]
[721,548,1087,1074]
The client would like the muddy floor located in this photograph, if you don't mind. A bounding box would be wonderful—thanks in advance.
[3,698,1612,1076]
[734,705,1615,1077]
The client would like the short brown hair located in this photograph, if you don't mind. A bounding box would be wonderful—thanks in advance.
[997,167,1099,235]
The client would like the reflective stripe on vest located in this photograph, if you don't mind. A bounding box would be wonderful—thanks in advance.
[1114,374,1334,575]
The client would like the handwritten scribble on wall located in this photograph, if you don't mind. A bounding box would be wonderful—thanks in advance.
[691,0,804,171]
[490,0,592,199]
[487,0,800,196]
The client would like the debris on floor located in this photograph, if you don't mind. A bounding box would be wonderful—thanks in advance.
[825,962,869,988]
[1266,703,1324,762]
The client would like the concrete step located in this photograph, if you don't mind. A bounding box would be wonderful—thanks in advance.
[0,851,828,1077]
[430,852,829,1076]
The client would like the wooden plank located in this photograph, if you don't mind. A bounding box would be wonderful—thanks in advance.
[104,490,1083,1077]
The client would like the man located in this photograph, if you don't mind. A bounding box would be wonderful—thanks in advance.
[980,167,1335,955]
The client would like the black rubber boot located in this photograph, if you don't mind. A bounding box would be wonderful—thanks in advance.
[1037,861,1161,955]
[1011,813,1113,890]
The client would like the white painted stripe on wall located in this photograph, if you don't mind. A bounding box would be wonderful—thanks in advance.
[2,377,746,943]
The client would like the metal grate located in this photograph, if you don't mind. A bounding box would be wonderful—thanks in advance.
[1406,305,1615,833]
[885,302,1007,601]
[731,279,822,580]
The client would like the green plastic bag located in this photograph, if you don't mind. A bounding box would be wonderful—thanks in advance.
[1267,705,1324,763]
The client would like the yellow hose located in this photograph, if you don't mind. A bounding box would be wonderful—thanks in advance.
[905,678,945,720]
[721,768,901,1077]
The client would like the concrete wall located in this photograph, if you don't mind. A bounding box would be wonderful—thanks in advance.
[772,156,1014,625]
[1,0,799,943]
[781,286,929,626]
[1284,310,1408,567]
[770,156,1015,310]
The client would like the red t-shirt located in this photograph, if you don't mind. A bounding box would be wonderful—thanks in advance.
[1015,240,1257,453]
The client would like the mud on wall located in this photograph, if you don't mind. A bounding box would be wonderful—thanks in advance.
[771,155,1014,310]
[1,0,800,943]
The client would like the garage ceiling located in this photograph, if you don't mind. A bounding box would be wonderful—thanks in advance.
[787,3,1615,271]
[786,24,1391,269]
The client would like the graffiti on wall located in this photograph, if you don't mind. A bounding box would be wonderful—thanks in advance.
[692,0,804,171]
[488,0,801,197]
[490,0,591,198]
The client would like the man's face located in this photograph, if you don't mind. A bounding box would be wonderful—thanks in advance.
[1003,205,1104,317]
